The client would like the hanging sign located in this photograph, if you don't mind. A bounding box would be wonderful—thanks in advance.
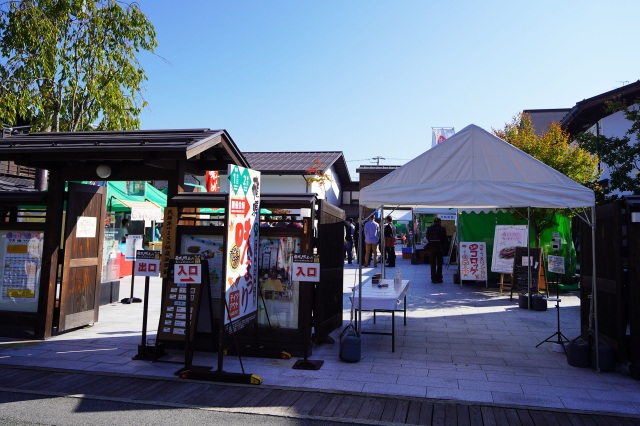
[134,250,161,277]
[291,253,320,283]
[174,254,202,284]
[224,165,261,329]
[460,242,487,281]
[491,225,528,273]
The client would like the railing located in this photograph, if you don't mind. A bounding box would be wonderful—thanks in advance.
[0,161,37,178]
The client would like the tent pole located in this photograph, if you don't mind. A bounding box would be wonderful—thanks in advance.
[591,206,600,372]
[527,207,531,309]
[357,204,363,336]
[382,207,386,278]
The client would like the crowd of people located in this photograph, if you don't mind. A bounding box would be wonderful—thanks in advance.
[343,215,447,283]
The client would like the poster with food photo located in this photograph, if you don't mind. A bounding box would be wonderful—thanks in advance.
[491,225,528,273]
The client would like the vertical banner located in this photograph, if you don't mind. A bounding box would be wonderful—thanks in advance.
[431,127,455,147]
[224,165,261,331]
[490,225,528,273]
[206,170,220,193]
[460,242,487,281]
[160,207,178,278]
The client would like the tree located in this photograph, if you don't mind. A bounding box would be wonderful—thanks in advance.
[305,157,333,199]
[575,100,640,201]
[0,0,156,132]
[493,113,601,244]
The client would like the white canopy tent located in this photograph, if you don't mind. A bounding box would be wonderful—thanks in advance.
[358,124,601,369]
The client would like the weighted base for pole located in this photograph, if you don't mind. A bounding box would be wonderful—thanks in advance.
[120,297,142,304]
[178,366,262,384]
[133,342,165,360]
[292,359,324,370]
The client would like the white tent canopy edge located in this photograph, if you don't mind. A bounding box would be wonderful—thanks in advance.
[357,124,600,370]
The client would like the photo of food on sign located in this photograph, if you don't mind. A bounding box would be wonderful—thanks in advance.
[180,235,224,296]
[498,246,516,259]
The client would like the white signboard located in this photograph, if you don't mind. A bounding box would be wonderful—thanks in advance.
[124,235,144,261]
[291,254,320,283]
[76,216,97,238]
[460,242,488,281]
[174,254,202,284]
[491,225,528,273]
[547,255,565,274]
[134,250,161,277]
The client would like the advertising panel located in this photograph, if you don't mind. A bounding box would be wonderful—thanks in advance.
[223,165,260,331]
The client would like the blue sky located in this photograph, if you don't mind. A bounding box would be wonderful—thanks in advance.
[135,1,640,180]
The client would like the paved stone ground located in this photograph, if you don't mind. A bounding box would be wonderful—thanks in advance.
[1,253,639,417]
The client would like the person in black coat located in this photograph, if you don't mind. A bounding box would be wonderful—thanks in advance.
[426,217,447,283]
[383,215,396,267]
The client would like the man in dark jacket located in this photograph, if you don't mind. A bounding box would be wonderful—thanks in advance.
[426,217,447,283]
[383,215,396,267]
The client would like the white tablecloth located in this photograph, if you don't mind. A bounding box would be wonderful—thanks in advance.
[350,279,410,311]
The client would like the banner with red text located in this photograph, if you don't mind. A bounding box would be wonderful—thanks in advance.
[460,241,487,281]
[223,165,260,331]
[205,170,220,192]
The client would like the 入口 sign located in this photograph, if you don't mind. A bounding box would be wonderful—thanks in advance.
[291,253,320,283]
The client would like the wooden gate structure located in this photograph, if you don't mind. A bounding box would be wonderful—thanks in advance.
[579,199,640,379]
[0,129,248,339]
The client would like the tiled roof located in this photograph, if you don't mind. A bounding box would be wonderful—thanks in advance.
[561,80,640,136]
[0,128,249,171]
[244,151,352,185]
[0,175,37,192]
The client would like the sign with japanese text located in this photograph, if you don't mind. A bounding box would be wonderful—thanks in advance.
[291,253,320,283]
[134,250,161,277]
[160,207,178,278]
[75,216,97,238]
[547,254,565,274]
[124,235,143,261]
[460,242,487,281]
[491,225,528,273]
[224,165,260,329]
[174,254,202,284]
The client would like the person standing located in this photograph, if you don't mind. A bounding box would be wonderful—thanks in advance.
[119,218,130,243]
[344,218,355,265]
[363,215,380,267]
[426,217,447,283]
[383,215,396,267]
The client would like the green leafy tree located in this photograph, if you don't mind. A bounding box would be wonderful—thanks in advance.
[493,113,601,244]
[0,0,156,132]
[575,99,640,201]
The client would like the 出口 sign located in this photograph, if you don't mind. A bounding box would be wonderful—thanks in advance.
[134,250,161,277]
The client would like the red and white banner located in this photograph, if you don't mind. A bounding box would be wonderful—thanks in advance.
[460,242,487,281]
[205,170,219,192]
[432,127,455,147]
[224,165,260,329]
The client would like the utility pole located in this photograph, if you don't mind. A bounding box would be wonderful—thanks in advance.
[371,156,385,166]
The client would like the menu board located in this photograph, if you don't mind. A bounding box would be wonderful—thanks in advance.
[0,231,44,313]
[156,260,207,343]
[512,247,541,293]
[491,225,528,273]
